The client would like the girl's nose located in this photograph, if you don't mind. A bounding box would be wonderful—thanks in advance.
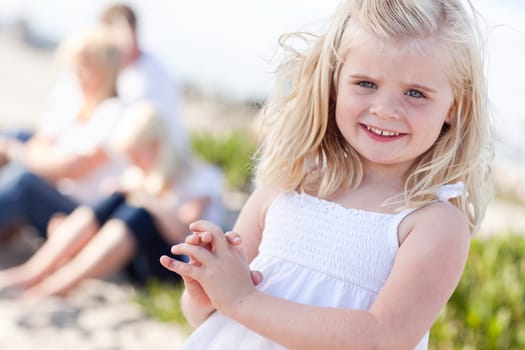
[369,94,402,120]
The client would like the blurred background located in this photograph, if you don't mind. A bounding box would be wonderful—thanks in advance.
[1,0,525,186]
[0,1,524,349]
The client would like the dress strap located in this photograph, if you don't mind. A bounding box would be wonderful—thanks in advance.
[393,182,465,225]
[387,182,466,248]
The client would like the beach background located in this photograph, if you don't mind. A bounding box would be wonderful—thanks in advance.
[0,1,524,348]
[1,0,525,169]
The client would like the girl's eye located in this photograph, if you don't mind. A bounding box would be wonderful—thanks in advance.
[358,81,377,89]
[406,89,426,98]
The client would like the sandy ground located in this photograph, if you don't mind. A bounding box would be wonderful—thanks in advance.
[0,27,524,349]
[0,230,188,350]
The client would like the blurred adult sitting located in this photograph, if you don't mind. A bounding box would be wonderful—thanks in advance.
[0,102,225,298]
[0,27,127,239]
[3,3,190,159]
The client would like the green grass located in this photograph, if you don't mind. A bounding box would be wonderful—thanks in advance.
[191,130,257,192]
[430,234,525,349]
[134,280,192,334]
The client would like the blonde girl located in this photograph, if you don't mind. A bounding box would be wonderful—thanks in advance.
[161,0,493,349]
[0,27,126,243]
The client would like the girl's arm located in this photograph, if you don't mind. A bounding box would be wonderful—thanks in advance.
[175,187,278,327]
[169,200,470,349]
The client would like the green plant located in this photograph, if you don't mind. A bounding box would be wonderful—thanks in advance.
[430,235,525,349]
[134,280,192,333]
[191,130,257,192]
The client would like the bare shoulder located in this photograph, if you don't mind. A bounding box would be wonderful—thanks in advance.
[399,202,471,271]
[400,200,470,257]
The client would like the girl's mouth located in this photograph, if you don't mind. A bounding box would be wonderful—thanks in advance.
[365,125,400,137]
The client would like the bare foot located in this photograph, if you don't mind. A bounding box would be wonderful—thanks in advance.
[21,281,68,301]
[0,265,38,291]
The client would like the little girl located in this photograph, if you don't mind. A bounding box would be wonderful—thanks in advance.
[0,101,225,297]
[160,0,493,348]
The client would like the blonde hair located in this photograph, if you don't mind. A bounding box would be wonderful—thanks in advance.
[57,27,123,98]
[255,0,493,232]
[113,102,187,195]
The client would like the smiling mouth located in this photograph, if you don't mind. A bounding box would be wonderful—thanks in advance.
[365,125,401,137]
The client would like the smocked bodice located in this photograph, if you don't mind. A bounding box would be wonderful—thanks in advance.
[257,191,400,294]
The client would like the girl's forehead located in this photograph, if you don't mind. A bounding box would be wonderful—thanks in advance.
[345,27,445,58]
[343,32,450,71]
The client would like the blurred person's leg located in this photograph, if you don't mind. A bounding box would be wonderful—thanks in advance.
[22,218,137,298]
[22,202,183,298]
[0,163,29,240]
[0,170,77,238]
[3,129,34,143]
[119,206,185,285]
[0,193,127,291]
[0,131,33,167]
[0,206,99,290]
[0,161,27,191]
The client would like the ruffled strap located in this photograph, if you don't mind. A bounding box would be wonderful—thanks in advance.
[436,181,465,201]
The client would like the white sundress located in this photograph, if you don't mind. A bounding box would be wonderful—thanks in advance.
[181,183,465,350]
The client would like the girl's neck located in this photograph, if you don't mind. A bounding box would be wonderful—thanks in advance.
[360,160,410,191]
[325,162,409,214]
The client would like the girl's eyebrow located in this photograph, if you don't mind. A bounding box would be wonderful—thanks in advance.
[349,74,374,80]
[404,82,437,94]
[349,73,437,94]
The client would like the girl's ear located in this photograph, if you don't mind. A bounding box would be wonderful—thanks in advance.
[445,112,452,125]
[445,101,457,125]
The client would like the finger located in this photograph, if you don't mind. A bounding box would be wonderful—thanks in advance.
[250,270,263,286]
[185,233,201,245]
[224,231,242,246]
[160,255,183,273]
[170,243,215,265]
[159,255,202,281]
[198,231,213,244]
[189,220,224,236]
[196,227,229,253]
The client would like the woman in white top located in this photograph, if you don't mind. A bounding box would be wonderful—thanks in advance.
[0,27,126,240]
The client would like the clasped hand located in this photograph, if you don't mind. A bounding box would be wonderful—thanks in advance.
[160,220,262,316]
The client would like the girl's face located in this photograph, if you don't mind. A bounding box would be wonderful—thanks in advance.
[335,36,454,174]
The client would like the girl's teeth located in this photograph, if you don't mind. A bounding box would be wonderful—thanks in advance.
[366,125,400,137]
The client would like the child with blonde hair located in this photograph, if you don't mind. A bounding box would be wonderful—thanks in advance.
[160,0,493,348]
[0,27,125,240]
[0,102,225,297]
